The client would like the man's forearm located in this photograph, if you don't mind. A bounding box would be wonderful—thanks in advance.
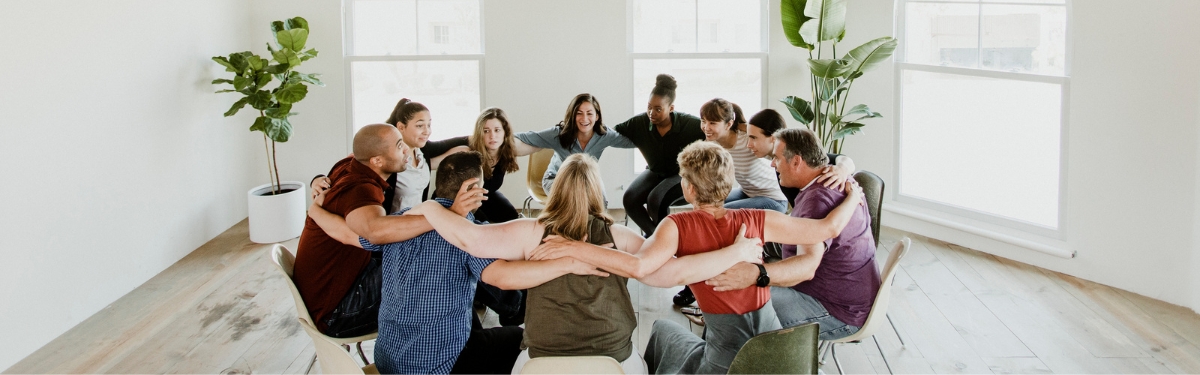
[766,245,822,287]
[361,215,433,244]
[482,259,573,290]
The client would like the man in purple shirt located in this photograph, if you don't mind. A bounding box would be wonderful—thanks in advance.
[707,128,878,340]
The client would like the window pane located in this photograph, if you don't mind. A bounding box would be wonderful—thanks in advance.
[632,0,697,53]
[632,58,762,171]
[898,70,1061,228]
[417,0,481,54]
[697,0,762,52]
[983,0,1064,4]
[981,4,1066,75]
[904,2,979,68]
[350,61,480,138]
[351,0,417,56]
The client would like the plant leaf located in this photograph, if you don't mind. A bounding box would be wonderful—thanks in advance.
[265,117,293,143]
[264,64,290,75]
[270,20,287,33]
[802,0,847,45]
[255,73,272,89]
[250,115,269,132]
[275,83,308,104]
[272,49,300,67]
[818,78,839,101]
[287,17,309,31]
[298,48,319,62]
[808,58,853,78]
[780,0,814,50]
[293,72,324,86]
[248,54,268,71]
[265,103,292,119]
[844,37,898,78]
[780,96,814,125]
[229,52,250,73]
[212,57,237,72]
[211,78,234,85]
[233,75,251,91]
[276,29,308,52]
[248,90,274,110]
[224,97,250,117]
[832,122,865,140]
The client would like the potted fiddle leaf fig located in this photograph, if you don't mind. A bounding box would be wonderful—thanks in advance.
[212,16,324,243]
[780,0,896,154]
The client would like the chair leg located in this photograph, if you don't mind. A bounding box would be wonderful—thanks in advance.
[357,341,370,364]
[873,335,894,375]
[887,314,906,348]
[819,341,831,364]
[832,343,844,375]
[303,353,316,374]
[522,197,533,218]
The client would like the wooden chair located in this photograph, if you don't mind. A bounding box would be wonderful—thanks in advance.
[728,322,820,374]
[853,170,907,348]
[522,149,555,217]
[821,238,911,374]
[269,244,376,373]
[519,355,625,374]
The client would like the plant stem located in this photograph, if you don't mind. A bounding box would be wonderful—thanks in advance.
[272,139,281,195]
[262,132,276,194]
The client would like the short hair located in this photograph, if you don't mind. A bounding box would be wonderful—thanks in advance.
[650,74,678,104]
[385,98,428,127]
[699,98,736,126]
[775,128,828,169]
[557,93,607,149]
[749,109,787,136]
[434,151,484,199]
[677,141,736,206]
[352,124,397,163]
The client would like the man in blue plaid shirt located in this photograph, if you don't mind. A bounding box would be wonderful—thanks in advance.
[359,151,606,374]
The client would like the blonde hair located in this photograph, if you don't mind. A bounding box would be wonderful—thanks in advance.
[539,154,613,240]
[678,141,736,206]
[469,107,519,179]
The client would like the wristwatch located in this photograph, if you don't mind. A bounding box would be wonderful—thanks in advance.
[755,264,770,287]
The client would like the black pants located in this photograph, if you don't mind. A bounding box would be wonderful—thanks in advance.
[450,314,524,374]
[474,190,519,224]
[324,257,382,338]
[623,170,684,236]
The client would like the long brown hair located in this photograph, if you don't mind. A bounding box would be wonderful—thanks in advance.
[469,107,519,179]
[538,154,613,240]
[557,93,607,149]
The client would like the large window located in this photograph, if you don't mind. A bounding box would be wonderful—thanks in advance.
[896,0,1068,234]
[629,0,767,171]
[345,0,483,138]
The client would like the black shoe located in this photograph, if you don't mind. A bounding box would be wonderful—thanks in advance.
[673,286,695,306]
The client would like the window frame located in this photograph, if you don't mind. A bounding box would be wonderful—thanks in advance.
[342,0,487,147]
[893,0,1072,239]
[626,0,771,172]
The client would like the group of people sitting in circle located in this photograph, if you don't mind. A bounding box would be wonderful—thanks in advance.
[291,73,881,374]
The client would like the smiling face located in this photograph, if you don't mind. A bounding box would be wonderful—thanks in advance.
[700,117,733,141]
[399,110,431,148]
[771,138,802,188]
[575,101,598,135]
[377,127,411,174]
[481,118,505,151]
[646,95,673,126]
[746,124,774,158]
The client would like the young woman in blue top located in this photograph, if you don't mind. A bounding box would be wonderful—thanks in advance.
[513,93,636,194]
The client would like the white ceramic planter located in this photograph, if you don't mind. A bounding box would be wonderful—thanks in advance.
[247,180,307,244]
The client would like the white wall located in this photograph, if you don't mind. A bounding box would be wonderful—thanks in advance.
[0,0,259,370]
[835,0,1200,313]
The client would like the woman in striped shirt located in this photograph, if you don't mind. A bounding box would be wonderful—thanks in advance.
[699,98,790,213]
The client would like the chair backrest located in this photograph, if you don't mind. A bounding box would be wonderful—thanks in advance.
[728,322,820,374]
[834,237,910,343]
[526,148,555,201]
[519,356,625,374]
[297,318,371,374]
[269,244,315,325]
[853,170,884,248]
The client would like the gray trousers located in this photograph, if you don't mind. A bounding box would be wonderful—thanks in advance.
[644,300,782,374]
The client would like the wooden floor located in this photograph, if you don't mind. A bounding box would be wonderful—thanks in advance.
[8,219,1200,374]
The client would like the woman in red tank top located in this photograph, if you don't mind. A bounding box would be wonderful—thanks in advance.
[531,141,863,373]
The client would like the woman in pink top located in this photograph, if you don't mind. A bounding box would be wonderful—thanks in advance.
[532,141,863,373]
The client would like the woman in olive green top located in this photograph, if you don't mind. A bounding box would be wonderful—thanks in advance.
[407,154,762,374]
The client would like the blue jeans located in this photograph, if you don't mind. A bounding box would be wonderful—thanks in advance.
[645,300,782,374]
[724,188,788,213]
[771,286,860,340]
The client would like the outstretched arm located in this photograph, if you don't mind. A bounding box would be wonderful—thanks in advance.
[815,154,857,188]
[638,225,763,287]
[430,145,470,170]
[481,258,609,290]
[529,218,682,279]
[763,180,863,245]
[405,200,541,261]
[308,202,363,248]
[512,138,541,156]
